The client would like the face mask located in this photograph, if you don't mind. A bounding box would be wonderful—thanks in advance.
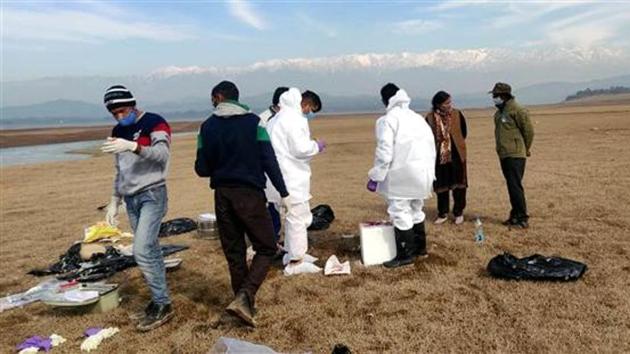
[305,111,316,120]
[118,110,137,126]
[493,97,503,105]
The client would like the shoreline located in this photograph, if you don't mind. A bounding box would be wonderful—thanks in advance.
[0,120,203,148]
[2,98,628,149]
[0,113,380,149]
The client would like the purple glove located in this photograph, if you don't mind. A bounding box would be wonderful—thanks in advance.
[84,327,103,337]
[367,179,378,192]
[316,139,327,153]
[16,336,52,352]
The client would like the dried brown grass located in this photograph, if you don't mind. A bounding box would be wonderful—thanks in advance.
[1,102,629,353]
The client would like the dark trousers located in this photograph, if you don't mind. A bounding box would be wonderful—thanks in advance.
[267,203,281,243]
[215,187,276,303]
[500,157,528,221]
[437,188,467,217]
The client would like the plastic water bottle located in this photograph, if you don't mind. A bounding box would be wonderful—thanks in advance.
[474,217,485,244]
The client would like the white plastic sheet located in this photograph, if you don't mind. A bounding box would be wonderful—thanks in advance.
[209,336,278,354]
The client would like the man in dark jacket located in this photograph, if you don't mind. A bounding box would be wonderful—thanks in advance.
[195,81,290,327]
[490,82,534,229]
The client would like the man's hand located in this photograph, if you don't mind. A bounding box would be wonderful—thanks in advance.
[367,179,378,192]
[106,196,122,226]
[101,137,138,154]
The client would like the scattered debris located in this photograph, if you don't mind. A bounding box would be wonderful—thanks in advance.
[17,334,66,353]
[80,327,120,352]
[28,244,188,282]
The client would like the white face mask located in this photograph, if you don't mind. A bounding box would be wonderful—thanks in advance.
[493,97,503,105]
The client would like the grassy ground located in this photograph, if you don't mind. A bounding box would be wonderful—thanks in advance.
[1,101,629,353]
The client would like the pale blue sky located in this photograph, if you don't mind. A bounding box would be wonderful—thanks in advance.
[2,0,630,81]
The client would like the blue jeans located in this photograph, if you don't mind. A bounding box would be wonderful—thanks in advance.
[124,185,170,305]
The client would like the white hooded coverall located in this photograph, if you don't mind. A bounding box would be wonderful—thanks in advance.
[368,89,436,230]
[266,88,320,262]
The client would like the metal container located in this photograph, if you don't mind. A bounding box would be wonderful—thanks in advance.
[197,213,218,239]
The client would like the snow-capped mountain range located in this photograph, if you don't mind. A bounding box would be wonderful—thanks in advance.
[1,46,628,127]
[148,47,627,78]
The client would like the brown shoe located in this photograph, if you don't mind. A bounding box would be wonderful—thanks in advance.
[226,292,256,327]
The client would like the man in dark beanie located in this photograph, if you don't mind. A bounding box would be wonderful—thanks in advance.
[489,82,534,229]
[101,84,174,331]
[195,80,290,327]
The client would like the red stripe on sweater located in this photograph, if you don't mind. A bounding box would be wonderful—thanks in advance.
[137,136,151,147]
[154,122,172,139]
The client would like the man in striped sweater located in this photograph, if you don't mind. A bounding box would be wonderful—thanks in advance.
[101,85,174,332]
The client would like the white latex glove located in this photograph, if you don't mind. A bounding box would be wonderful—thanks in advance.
[106,196,122,226]
[101,137,138,154]
[281,196,292,215]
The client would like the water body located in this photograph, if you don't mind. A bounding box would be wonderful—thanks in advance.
[0,132,195,167]
[0,140,101,167]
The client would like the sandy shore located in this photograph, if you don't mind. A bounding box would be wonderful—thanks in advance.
[1,104,629,353]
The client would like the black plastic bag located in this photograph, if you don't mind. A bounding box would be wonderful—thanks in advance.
[159,218,197,237]
[308,204,335,231]
[487,252,587,281]
[29,244,189,282]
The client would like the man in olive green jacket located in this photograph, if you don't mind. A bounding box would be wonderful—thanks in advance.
[490,82,534,229]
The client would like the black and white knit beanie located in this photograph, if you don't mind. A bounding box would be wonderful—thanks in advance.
[104,85,136,111]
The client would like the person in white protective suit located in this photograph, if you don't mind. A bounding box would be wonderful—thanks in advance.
[367,83,436,268]
[266,88,326,275]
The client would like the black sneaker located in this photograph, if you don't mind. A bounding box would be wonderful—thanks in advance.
[502,218,517,226]
[129,301,156,320]
[226,291,256,327]
[137,303,174,332]
[511,220,529,229]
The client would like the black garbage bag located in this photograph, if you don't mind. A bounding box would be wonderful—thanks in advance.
[332,344,352,354]
[159,218,197,237]
[29,244,189,282]
[27,243,84,276]
[308,204,335,231]
[487,252,587,281]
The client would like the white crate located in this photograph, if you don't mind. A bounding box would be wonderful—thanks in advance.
[359,222,396,266]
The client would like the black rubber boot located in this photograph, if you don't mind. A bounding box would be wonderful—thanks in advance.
[383,228,416,268]
[412,222,428,257]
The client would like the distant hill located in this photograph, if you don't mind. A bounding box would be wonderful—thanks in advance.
[565,86,630,101]
[2,74,629,129]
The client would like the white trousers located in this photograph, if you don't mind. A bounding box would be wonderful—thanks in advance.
[387,199,426,230]
[284,201,312,262]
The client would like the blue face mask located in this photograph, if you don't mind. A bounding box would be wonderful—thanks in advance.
[118,110,137,126]
[305,111,316,120]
